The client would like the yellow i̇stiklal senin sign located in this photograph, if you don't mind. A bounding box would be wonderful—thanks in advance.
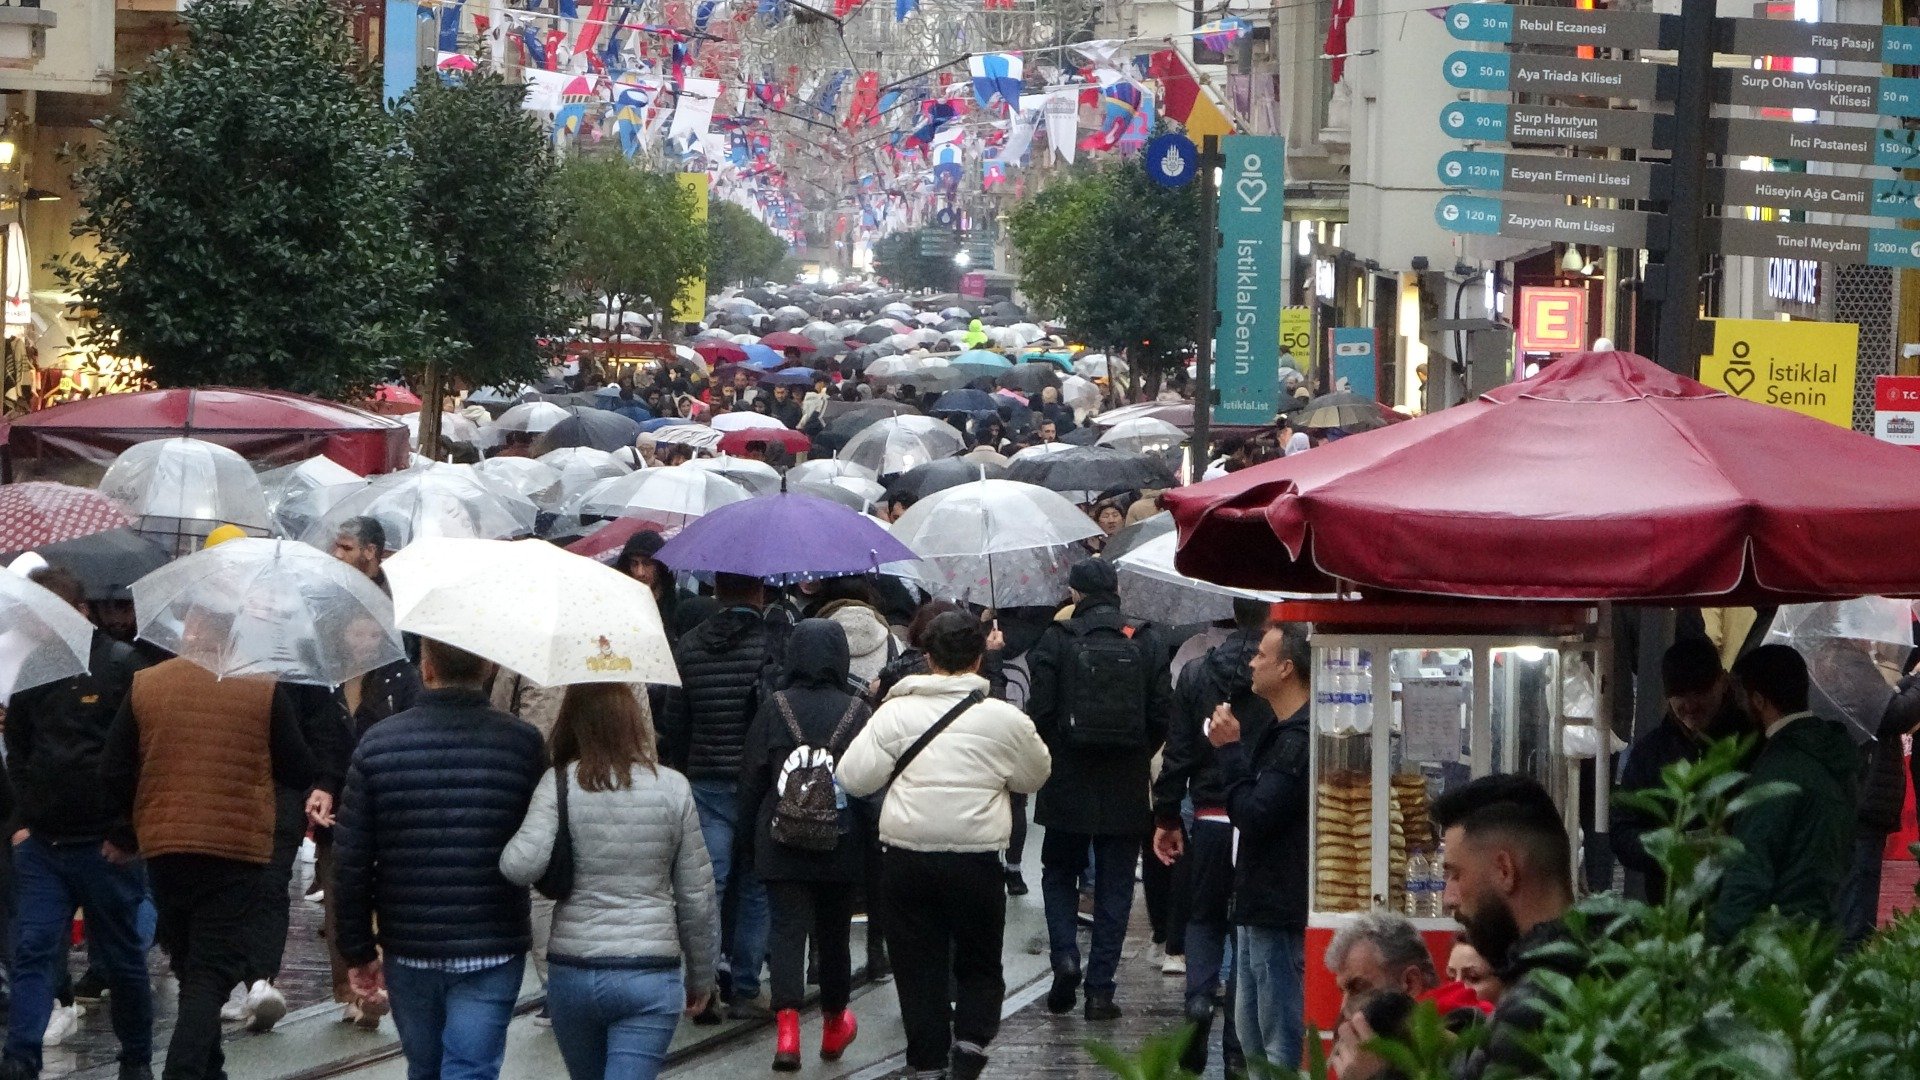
[1700,317,1858,428]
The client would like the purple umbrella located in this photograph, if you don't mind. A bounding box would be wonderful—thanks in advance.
[652,491,919,584]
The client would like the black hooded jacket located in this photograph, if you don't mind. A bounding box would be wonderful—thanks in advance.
[739,619,872,882]
[5,631,147,844]
[662,606,773,781]
[1154,628,1266,823]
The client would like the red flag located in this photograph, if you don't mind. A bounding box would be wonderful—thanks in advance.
[1149,49,1199,124]
[1325,0,1354,83]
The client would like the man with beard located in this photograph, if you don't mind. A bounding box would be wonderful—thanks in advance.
[1433,775,1576,1080]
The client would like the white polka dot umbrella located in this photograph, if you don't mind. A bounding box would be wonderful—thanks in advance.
[384,537,678,686]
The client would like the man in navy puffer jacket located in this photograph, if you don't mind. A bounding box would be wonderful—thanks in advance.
[334,638,547,1080]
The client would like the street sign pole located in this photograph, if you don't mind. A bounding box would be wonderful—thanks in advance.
[1191,135,1218,480]
[1650,0,1716,378]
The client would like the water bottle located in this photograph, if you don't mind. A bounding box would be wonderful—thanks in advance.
[1425,841,1448,918]
[1315,651,1338,730]
[1404,847,1429,917]
[1329,649,1355,731]
[1352,649,1374,730]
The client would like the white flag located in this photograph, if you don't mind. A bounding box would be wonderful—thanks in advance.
[670,76,721,142]
[1043,88,1079,164]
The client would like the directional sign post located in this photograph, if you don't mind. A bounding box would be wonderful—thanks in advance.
[1437,195,1657,249]
[1439,150,1666,200]
[1713,169,1920,221]
[1444,2,1672,49]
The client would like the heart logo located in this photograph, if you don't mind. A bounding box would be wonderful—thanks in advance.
[1236,175,1268,207]
[1723,366,1756,396]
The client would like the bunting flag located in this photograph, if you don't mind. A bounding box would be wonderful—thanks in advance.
[523,68,575,113]
[845,71,881,128]
[968,53,1024,113]
[1078,82,1139,154]
[438,0,464,52]
[554,76,597,145]
[613,76,663,155]
[1197,15,1250,55]
[436,51,477,73]
[1147,48,1235,138]
[816,69,849,117]
[1118,89,1154,154]
[895,0,916,22]
[1003,108,1038,163]
[573,0,612,58]
[1041,88,1078,164]
[670,76,722,143]
[907,99,955,147]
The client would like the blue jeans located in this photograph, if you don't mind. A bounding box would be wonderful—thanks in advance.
[690,779,769,1000]
[1234,925,1304,1070]
[1040,831,1137,996]
[387,956,526,1080]
[547,964,684,1080]
[7,837,153,1073]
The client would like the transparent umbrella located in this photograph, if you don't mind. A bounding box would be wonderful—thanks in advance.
[1114,529,1303,624]
[840,416,967,476]
[889,479,1100,608]
[130,537,404,685]
[680,456,781,495]
[385,537,678,686]
[787,458,880,485]
[538,447,634,508]
[0,571,97,701]
[1097,417,1189,455]
[711,412,788,433]
[303,463,537,550]
[473,457,564,506]
[99,437,272,555]
[574,469,751,521]
[1766,597,1917,741]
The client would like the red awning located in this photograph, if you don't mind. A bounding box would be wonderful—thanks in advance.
[3,387,410,480]
[1165,350,1920,605]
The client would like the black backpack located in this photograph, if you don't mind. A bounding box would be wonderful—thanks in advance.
[1059,621,1150,750]
[768,692,861,852]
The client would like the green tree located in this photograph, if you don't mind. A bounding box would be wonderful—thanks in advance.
[56,0,433,398]
[707,201,790,289]
[871,228,960,292]
[554,157,705,330]
[1006,160,1204,380]
[398,69,577,392]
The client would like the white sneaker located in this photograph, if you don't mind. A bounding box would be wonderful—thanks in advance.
[1162,952,1187,976]
[220,984,251,1022]
[245,980,287,1033]
[42,1002,83,1046]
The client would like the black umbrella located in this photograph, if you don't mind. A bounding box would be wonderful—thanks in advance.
[854,325,893,343]
[938,318,970,333]
[889,457,1008,499]
[1005,446,1177,495]
[999,363,1064,393]
[31,528,173,601]
[1061,424,1102,446]
[537,407,646,452]
[930,388,1000,415]
[987,300,1026,321]
[1298,390,1387,431]
[741,287,778,305]
[828,401,921,439]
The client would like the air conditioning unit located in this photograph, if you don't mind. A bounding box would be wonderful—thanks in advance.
[0,6,57,70]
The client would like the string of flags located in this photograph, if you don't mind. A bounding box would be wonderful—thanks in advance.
[416,0,1245,242]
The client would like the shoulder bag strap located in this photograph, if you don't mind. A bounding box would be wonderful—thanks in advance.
[827,697,863,753]
[885,691,984,789]
[554,763,572,852]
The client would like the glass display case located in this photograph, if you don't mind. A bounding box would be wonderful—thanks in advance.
[1295,604,1609,1036]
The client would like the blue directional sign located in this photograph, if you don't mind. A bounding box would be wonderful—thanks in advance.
[1434,195,1504,236]
[1439,101,1510,141]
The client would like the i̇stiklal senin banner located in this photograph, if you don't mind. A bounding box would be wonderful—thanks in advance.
[1213,134,1287,426]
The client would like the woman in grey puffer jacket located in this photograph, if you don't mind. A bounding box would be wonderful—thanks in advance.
[502,683,718,1080]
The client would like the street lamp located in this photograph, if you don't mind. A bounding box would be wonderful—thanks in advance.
[953,250,971,268]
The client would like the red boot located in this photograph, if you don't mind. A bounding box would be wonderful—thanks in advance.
[773,1009,802,1072]
[821,1009,859,1061]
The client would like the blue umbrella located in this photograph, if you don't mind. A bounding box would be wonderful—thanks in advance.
[652,492,920,584]
[1024,351,1075,372]
[763,367,820,387]
[951,349,1012,374]
[740,342,785,370]
[930,388,1001,415]
[639,416,697,432]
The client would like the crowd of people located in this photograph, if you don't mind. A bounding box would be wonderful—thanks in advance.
[0,350,1911,1080]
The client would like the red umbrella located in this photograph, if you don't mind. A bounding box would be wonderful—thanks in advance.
[759,331,818,355]
[565,515,678,563]
[695,342,748,364]
[718,428,812,457]
[1166,350,1920,604]
[366,384,422,415]
[0,482,134,552]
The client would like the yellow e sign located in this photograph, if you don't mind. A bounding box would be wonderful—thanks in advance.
[1700,318,1858,429]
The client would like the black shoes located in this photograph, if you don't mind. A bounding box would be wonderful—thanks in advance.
[1180,997,1215,1074]
[72,971,109,1004]
[1004,870,1028,896]
[691,997,727,1026]
[1045,955,1082,1015]
[950,1044,989,1080]
[118,1064,154,1080]
[1084,991,1121,1021]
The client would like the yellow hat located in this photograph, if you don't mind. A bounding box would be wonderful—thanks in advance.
[203,524,248,549]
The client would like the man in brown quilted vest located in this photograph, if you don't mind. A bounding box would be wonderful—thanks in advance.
[101,630,316,1080]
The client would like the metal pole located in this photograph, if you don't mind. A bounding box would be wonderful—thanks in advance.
[1648,0,1714,377]
[1191,135,1219,480]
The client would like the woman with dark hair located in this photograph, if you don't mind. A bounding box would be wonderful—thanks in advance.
[871,600,963,702]
[500,685,718,1080]
[739,621,873,1071]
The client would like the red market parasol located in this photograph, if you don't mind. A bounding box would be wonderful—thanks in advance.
[1165,349,1920,604]
[759,331,818,355]
[0,482,134,552]
[718,428,812,457]
[695,342,748,365]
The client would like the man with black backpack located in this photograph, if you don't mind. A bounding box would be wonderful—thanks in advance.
[1025,560,1172,1022]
